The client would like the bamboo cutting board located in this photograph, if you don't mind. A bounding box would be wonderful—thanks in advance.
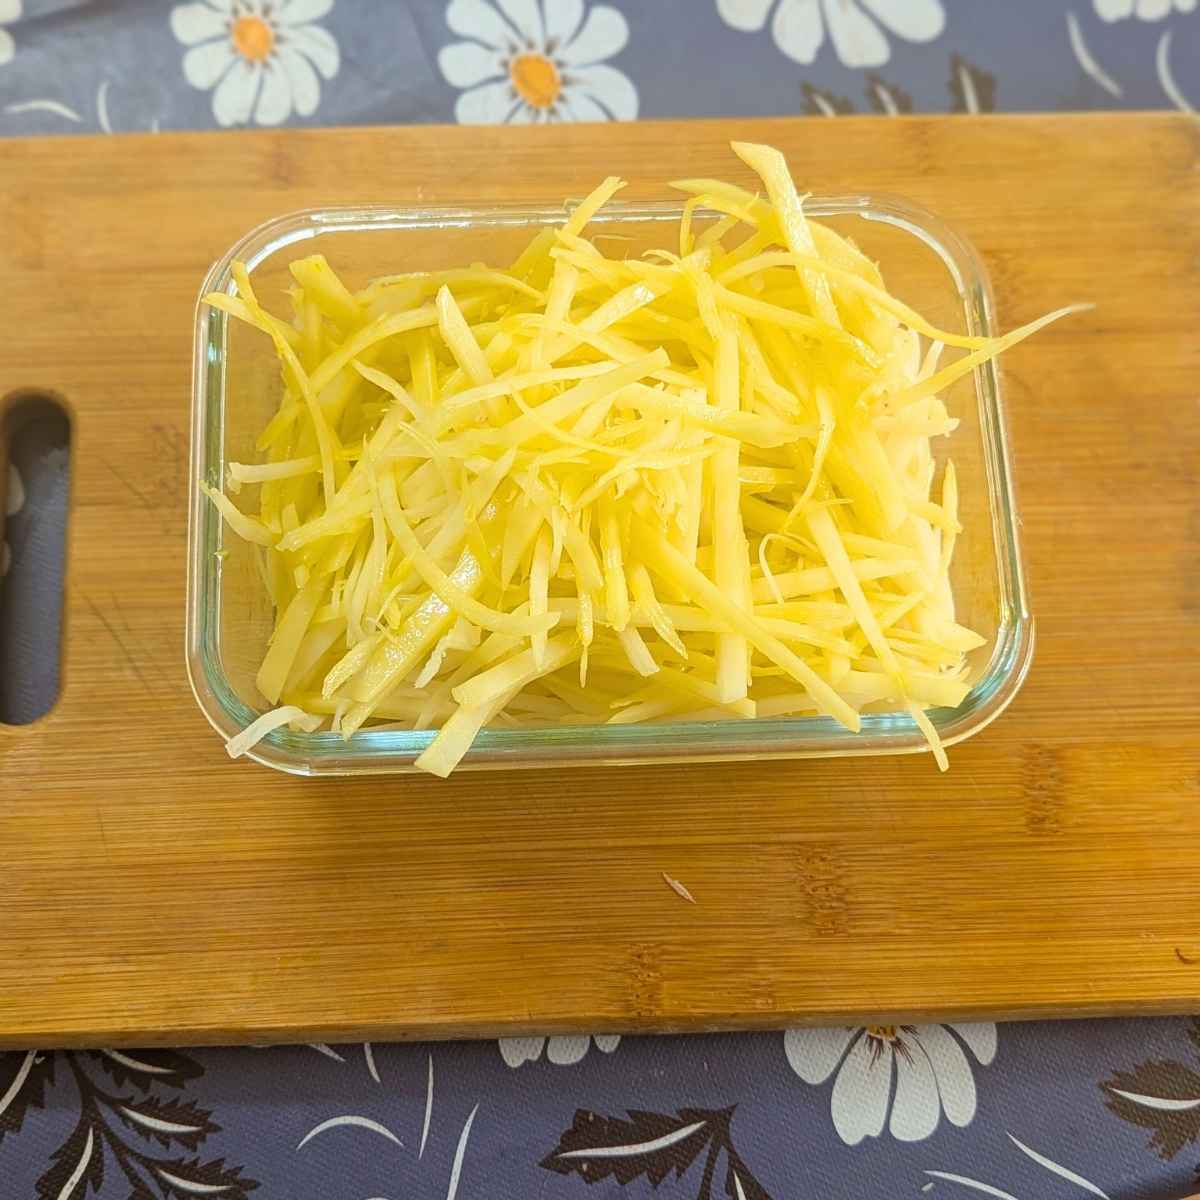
[0,114,1197,1049]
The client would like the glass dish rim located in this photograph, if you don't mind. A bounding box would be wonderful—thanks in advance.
[185,194,1033,776]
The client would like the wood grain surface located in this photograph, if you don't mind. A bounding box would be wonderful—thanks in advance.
[0,114,1197,1049]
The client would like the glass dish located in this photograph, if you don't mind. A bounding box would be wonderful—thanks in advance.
[186,197,1033,775]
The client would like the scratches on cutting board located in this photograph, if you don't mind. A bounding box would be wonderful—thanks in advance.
[85,593,156,702]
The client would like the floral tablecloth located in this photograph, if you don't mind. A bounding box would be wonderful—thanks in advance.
[3,1023,1200,1200]
[3,2,1200,1198]
[0,0,1196,133]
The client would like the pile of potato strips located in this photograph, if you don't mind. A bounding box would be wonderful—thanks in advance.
[204,141,1075,776]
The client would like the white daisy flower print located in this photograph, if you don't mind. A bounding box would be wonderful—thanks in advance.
[0,0,20,67]
[784,1023,997,1145]
[438,0,638,125]
[499,1034,620,1067]
[171,0,340,128]
[716,0,945,69]
[1094,0,1196,19]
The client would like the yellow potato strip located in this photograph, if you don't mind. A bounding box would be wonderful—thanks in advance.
[451,634,581,709]
[378,473,556,638]
[730,142,842,328]
[639,528,860,731]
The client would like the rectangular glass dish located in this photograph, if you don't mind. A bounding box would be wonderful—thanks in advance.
[186,197,1033,775]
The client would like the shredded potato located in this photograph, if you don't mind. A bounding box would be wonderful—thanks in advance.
[205,142,1080,775]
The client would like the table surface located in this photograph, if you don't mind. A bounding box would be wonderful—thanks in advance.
[1,111,1197,1054]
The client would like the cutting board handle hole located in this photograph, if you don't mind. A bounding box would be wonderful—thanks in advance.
[1,391,72,727]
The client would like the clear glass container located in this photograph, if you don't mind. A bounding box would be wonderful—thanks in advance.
[186,197,1032,775]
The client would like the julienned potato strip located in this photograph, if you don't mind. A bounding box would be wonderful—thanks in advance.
[204,141,1081,776]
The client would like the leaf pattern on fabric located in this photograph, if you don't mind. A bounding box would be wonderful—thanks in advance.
[36,1113,104,1200]
[864,74,913,114]
[1101,1054,1200,1160]
[89,1049,204,1092]
[112,1094,221,1151]
[802,53,990,116]
[541,1105,770,1200]
[146,1155,260,1200]
[801,82,855,115]
[948,53,997,112]
[0,1051,56,1144]
[6,1051,258,1200]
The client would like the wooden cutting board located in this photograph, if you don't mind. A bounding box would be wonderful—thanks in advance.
[0,114,1197,1049]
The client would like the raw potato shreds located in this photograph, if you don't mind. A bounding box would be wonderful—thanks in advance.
[204,141,1078,776]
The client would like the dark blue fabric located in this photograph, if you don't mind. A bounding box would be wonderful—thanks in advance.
[3,1023,1200,1199]
[0,0,1195,135]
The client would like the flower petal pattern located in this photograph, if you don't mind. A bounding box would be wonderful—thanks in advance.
[543,0,585,47]
[255,61,293,124]
[569,63,638,119]
[212,60,257,126]
[499,1035,621,1067]
[184,39,235,89]
[718,0,948,67]
[558,4,628,64]
[499,1037,545,1068]
[919,1023,978,1126]
[785,1026,857,1084]
[546,1036,590,1065]
[953,1022,999,1065]
[280,45,321,115]
[0,0,17,65]
[831,1033,891,1145]
[1095,0,1196,17]
[171,0,339,126]
[448,0,517,46]
[497,0,543,39]
[455,77,517,123]
[286,24,339,78]
[889,1032,941,1141]
[439,39,504,87]
[823,0,891,68]
[439,0,637,124]
[786,1024,998,1144]
[281,0,333,24]
[171,2,228,46]
[859,0,946,40]
[772,0,826,64]
[717,0,777,31]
